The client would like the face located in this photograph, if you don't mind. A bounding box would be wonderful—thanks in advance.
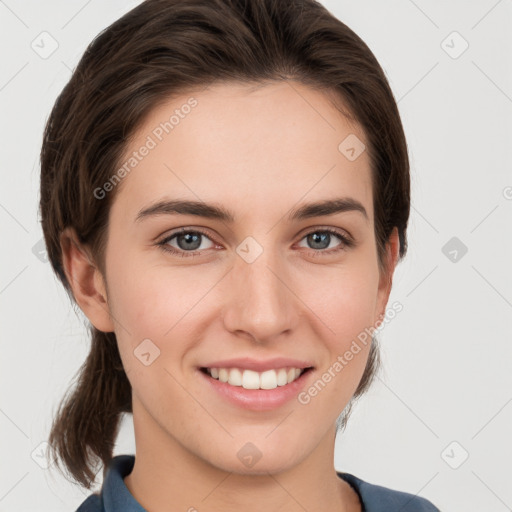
[92,81,395,475]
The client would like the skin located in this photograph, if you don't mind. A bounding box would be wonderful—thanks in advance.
[61,80,400,512]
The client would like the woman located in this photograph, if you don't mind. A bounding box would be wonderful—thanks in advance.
[39,0,440,510]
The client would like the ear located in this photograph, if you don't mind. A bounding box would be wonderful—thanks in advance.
[374,227,401,323]
[60,227,115,333]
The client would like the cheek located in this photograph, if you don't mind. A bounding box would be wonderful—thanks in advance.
[106,252,187,335]
[106,257,215,379]
[107,269,193,413]
[300,276,376,417]
[306,257,380,345]
[300,251,379,401]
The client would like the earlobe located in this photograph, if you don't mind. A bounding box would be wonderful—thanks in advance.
[60,227,115,333]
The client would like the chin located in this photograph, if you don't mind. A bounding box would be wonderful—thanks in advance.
[224,455,300,476]
[202,438,306,476]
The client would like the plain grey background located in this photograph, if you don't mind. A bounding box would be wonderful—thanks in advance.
[1,1,511,511]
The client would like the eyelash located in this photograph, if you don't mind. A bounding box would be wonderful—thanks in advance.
[156,227,354,258]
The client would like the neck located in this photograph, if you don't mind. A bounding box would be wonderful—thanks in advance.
[123,398,360,512]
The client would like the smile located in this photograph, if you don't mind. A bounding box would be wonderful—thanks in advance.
[202,366,311,390]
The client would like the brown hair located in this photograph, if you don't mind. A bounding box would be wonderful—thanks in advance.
[40,0,410,490]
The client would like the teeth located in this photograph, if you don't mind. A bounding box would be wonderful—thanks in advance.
[276,368,288,386]
[206,367,306,389]
[228,368,243,386]
[260,370,277,389]
[243,369,260,389]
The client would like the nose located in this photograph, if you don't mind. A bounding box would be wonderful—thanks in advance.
[221,247,299,343]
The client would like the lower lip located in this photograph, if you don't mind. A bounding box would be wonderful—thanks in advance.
[198,368,314,411]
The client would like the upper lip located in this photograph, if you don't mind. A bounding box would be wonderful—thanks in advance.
[200,357,315,372]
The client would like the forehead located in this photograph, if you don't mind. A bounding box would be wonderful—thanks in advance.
[112,80,373,225]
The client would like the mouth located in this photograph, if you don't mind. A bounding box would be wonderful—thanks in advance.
[199,366,314,390]
[197,357,316,411]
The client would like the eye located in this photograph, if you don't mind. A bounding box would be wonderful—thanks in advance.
[157,228,216,257]
[156,227,354,258]
[297,228,354,254]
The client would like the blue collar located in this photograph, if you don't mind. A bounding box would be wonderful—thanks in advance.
[102,455,146,511]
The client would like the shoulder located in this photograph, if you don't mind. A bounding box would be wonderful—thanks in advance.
[75,493,103,512]
[337,472,441,512]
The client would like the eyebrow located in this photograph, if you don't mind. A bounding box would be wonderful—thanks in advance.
[135,197,368,224]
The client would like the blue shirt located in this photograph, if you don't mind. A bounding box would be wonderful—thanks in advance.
[76,455,440,511]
